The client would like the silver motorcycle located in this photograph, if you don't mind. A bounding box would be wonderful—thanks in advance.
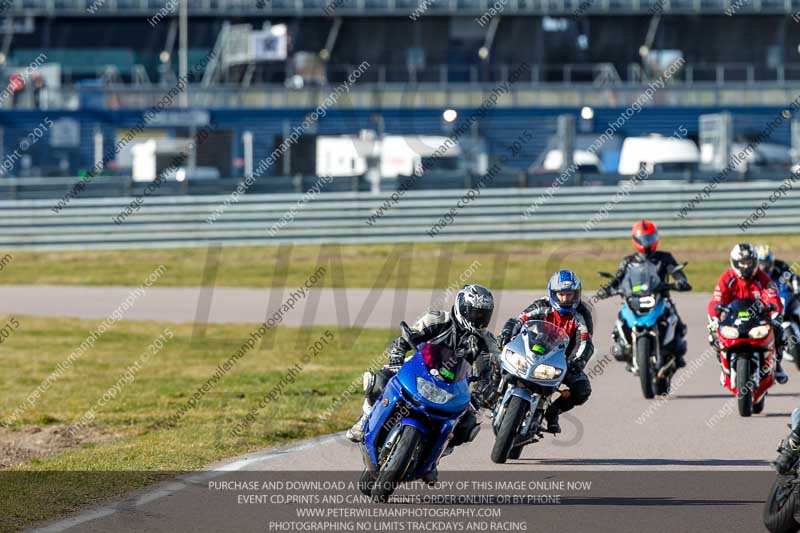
[490,320,569,464]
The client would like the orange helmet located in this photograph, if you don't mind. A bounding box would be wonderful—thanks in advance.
[631,220,659,253]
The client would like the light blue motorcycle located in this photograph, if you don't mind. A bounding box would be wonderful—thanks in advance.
[599,261,687,399]
[490,320,569,463]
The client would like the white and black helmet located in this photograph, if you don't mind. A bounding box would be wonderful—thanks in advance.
[730,243,757,279]
[453,284,494,333]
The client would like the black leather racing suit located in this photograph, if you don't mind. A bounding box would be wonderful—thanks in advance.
[598,251,690,360]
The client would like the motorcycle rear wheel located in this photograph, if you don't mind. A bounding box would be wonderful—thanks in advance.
[636,336,655,399]
[372,426,422,503]
[763,475,800,533]
[736,358,753,417]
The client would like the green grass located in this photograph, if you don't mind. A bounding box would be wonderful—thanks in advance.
[2,235,799,291]
[0,316,391,531]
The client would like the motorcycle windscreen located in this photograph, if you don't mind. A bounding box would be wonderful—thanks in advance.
[420,343,471,382]
[720,298,763,330]
[621,261,662,312]
[522,320,570,355]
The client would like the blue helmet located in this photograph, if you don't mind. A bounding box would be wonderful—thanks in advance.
[547,270,582,315]
[755,244,774,272]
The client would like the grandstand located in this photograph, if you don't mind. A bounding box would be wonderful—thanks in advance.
[0,0,798,194]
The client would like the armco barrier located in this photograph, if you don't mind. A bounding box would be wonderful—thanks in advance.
[0,181,798,250]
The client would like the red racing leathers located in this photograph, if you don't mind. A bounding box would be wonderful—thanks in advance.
[708,268,782,321]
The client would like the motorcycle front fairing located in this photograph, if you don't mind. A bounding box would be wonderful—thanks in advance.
[619,261,667,329]
[494,322,569,434]
[717,299,776,399]
[621,298,666,328]
[361,349,470,476]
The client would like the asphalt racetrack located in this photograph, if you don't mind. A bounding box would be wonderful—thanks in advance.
[11,287,797,533]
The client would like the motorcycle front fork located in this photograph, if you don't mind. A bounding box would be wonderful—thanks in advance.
[630,330,660,372]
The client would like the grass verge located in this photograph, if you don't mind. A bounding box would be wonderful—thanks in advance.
[1,235,798,291]
[0,315,388,531]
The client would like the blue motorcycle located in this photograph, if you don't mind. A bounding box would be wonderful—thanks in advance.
[599,261,687,398]
[359,323,475,502]
[776,278,800,368]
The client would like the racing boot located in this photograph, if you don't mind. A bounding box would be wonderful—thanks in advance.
[544,405,561,434]
[774,429,800,474]
[345,399,372,442]
[775,361,789,385]
[422,468,439,486]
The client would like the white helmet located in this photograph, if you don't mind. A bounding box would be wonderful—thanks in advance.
[730,243,757,279]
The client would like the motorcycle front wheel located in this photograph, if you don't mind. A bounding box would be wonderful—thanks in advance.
[372,426,422,503]
[491,395,527,464]
[508,445,524,460]
[763,475,800,533]
[636,336,655,399]
[736,358,753,417]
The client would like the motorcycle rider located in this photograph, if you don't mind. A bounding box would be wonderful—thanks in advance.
[497,270,593,434]
[756,244,800,294]
[596,220,692,370]
[756,245,800,360]
[707,243,787,384]
[346,284,499,445]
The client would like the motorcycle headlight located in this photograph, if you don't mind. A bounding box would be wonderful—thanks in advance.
[416,377,455,405]
[720,326,740,339]
[502,347,531,374]
[532,364,562,380]
[748,325,770,339]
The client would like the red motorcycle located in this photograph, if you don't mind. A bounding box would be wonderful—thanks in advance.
[715,298,777,417]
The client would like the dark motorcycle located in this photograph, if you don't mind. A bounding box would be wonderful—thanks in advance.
[764,409,800,533]
[599,261,689,398]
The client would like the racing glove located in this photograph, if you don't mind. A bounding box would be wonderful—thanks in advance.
[387,347,407,368]
[499,318,521,347]
[455,335,480,363]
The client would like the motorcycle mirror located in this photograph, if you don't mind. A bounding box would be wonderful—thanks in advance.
[792,408,800,431]
[714,303,727,313]
[597,271,613,278]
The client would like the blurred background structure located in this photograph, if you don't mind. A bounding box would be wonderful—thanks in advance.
[0,1,800,248]
[0,2,798,190]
